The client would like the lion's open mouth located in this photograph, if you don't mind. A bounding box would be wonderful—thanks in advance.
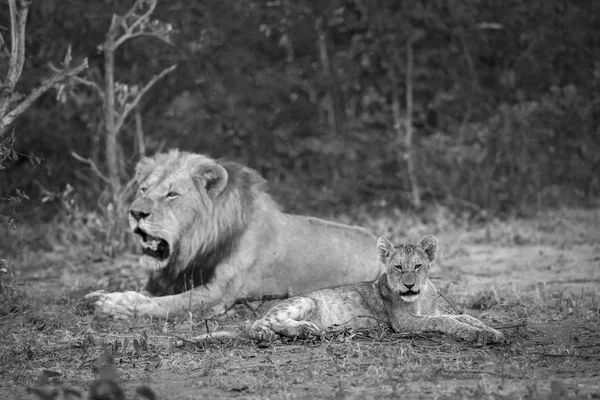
[135,228,170,261]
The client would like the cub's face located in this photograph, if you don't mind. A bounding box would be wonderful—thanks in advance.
[377,235,438,303]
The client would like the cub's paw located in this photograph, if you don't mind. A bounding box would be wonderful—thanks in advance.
[296,321,322,339]
[85,290,152,319]
[248,322,278,341]
[457,326,505,344]
[482,327,505,344]
[272,320,321,339]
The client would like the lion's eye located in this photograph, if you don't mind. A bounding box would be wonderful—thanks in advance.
[414,263,423,270]
[166,191,179,199]
[393,264,403,270]
[140,187,147,194]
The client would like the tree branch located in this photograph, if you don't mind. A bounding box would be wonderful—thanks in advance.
[71,151,111,184]
[1,59,89,134]
[134,106,145,157]
[122,0,157,33]
[54,72,105,103]
[6,0,28,89]
[0,33,11,61]
[113,0,160,49]
[0,0,29,119]
[114,64,176,133]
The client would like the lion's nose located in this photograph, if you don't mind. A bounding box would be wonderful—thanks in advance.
[130,210,150,221]
[404,282,415,290]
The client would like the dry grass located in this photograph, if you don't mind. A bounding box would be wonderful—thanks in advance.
[1,208,599,399]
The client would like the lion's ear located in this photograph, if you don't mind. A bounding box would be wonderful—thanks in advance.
[418,235,438,262]
[134,156,156,183]
[377,236,395,264]
[199,164,229,198]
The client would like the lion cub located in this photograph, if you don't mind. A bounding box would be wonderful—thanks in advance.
[243,235,504,344]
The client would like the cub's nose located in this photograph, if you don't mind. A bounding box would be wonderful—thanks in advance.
[404,282,415,290]
[130,210,150,221]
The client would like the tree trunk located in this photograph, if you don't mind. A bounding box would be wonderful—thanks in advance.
[103,18,122,198]
[390,39,421,209]
[315,17,339,137]
[135,106,146,158]
[403,38,421,209]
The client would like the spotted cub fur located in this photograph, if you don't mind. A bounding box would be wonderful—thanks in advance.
[245,235,504,344]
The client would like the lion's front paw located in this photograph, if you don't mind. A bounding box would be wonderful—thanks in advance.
[85,290,152,319]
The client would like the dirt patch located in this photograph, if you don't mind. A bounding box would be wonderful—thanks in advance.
[2,208,600,399]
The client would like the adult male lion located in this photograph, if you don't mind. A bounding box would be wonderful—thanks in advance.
[86,149,380,319]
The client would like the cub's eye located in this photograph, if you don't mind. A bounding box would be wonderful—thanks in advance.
[393,264,403,270]
[166,191,179,199]
[414,263,423,270]
[139,187,147,194]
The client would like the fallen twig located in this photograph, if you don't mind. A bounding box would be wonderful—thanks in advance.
[575,342,600,349]
[532,352,600,360]
[437,291,459,314]
[494,321,528,330]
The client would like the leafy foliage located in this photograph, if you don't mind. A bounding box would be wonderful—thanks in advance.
[0,0,598,224]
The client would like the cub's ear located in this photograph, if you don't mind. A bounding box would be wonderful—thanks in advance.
[134,156,156,184]
[377,236,395,264]
[418,235,438,262]
[198,164,229,198]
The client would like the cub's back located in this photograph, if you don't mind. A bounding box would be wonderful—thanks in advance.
[305,282,387,329]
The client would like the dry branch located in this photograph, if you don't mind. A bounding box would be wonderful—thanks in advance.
[5,0,28,90]
[493,322,527,330]
[532,352,600,359]
[71,151,111,184]
[110,0,173,49]
[134,106,145,157]
[66,75,106,102]
[1,59,88,134]
[114,64,177,133]
[0,0,88,135]
[0,0,29,119]
[437,291,459,314]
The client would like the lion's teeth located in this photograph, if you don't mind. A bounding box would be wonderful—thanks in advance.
[140,238,160,250]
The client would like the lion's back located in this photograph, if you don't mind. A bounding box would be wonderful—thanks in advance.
[275,215,380,286]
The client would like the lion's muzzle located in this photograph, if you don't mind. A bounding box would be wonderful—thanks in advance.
[129,197,153,221]
[130,209,150,221]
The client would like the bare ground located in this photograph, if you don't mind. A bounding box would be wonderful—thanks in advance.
[1,207,599,399]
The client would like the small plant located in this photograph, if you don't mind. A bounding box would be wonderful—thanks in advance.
[28,357,156,400]
[54,0,177,257]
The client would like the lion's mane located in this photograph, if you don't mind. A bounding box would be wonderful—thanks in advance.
[136,150,275,296]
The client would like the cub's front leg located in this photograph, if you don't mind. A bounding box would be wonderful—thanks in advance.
[393,314,504,344]
[449,314,505,343]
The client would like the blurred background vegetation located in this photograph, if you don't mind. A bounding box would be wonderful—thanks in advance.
[0,0,599,255]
